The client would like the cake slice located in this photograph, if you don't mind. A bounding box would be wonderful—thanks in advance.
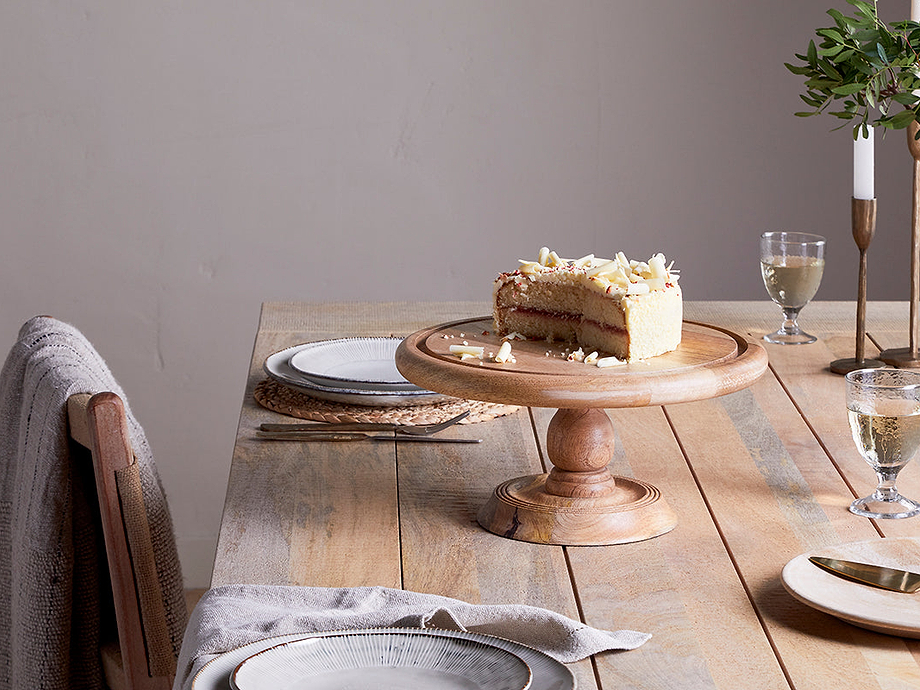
[493,247,682,362]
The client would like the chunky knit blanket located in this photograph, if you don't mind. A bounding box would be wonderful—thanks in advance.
[0,316,186,690]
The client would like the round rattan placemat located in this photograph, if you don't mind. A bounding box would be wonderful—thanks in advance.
[254,379,520,425]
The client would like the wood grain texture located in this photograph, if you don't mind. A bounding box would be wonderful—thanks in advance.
[69,392,174,690]
[214,301,920,690]
[396,317,768,409]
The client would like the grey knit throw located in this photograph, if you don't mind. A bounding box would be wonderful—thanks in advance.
[0,316,186,690]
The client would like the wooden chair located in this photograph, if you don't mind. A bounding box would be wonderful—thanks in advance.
[67,391,183,690]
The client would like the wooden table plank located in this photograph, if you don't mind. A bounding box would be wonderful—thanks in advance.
[665,393,918,689]
[213,303,490,587]
[697,302,920,540]
[542,406,789,689]
[665,310,920,688]
[396,407,599,689]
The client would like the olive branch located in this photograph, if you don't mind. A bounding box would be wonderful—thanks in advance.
[786,0,920,138]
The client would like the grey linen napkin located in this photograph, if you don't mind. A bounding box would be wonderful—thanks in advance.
[175,584,650,689]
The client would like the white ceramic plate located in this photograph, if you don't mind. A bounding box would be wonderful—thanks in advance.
[288,338,411,389]
[782,536,920,638]
[192,628,575,690]
[230,630,532,690]
[263,345,451,407]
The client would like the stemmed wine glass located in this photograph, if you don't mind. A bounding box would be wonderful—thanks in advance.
[760,232,826,344]
[846,368,920,519]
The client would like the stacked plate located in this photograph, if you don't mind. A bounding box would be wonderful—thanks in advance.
[264,338,450,407]
[193,628,576,690]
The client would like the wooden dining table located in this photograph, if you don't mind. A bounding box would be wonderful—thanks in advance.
[211,301,920,689]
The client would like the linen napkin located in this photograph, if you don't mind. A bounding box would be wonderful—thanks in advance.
[175,584,650,689]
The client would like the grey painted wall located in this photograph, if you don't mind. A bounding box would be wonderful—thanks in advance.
[2,1,915,585]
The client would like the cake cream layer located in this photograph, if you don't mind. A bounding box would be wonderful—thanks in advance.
[492,249,682,362]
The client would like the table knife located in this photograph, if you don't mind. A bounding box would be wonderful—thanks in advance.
[256,431,482,443]
[809,556,920,593]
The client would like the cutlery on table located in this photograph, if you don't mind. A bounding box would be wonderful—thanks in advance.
[259,410,470,436]
[256,431,482,443]
[809,556,920,593]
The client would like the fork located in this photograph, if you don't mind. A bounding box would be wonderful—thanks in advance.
[258,410,470,436]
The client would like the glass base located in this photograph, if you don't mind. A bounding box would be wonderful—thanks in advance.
[850,494,920,519]
[764,329,817,345]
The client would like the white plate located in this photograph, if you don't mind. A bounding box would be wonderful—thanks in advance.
[781,536,920,638]
[230,630,532,690]
[289,338,410,389]
[192,628,574,690]
[264,346,451,407]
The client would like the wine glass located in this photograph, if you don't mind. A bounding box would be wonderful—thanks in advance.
[846,368,920,519]
[760,232,826,344]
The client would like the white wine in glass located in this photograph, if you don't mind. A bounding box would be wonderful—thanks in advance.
[846,368,920,519]
[760,232,826,344]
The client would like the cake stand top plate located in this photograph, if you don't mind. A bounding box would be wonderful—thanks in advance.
[395,317,768,409]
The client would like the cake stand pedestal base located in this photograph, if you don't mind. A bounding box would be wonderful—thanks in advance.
[477,408,676,545]
[478,473,676,545]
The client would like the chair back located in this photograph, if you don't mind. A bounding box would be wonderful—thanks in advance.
[68,391,180,690]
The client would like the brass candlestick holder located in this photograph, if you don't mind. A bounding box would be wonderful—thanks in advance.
[831,197,885,374]
[880,122,920,368]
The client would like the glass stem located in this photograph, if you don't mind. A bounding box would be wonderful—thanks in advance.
[873,470,901,502]
[780,307,801,335]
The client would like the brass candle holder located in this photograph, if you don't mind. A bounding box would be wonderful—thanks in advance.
[880,122,920,368]
[831,197,885,374]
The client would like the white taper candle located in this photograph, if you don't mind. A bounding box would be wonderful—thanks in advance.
[853,126,875,200]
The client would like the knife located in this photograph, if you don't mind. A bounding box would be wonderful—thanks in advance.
[809,556,920,593]
[256,431,482,443]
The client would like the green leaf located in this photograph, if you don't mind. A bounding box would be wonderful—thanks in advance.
[877,42,889,64]
[848,0,878,19]
[831,82,866,95]
[853,28,882,43]
[892,92,919,106]
[818,58,842,79]
[827,8,847,28]
[818,44,846,57]
[805,78,840,89]
[817,27,845,43]
[799,94,824,107]
[890,109,916,127]
[807,39,818,67]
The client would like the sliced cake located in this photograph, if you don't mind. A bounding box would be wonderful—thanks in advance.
[493,247,682,362]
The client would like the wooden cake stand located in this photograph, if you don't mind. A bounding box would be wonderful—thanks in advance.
[395,318,769,545]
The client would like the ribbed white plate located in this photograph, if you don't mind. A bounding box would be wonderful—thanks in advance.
[193,628,574,690]
[288,338,411,389]
[230,630,532,690]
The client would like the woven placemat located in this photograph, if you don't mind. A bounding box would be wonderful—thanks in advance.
[254,379,520,425]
